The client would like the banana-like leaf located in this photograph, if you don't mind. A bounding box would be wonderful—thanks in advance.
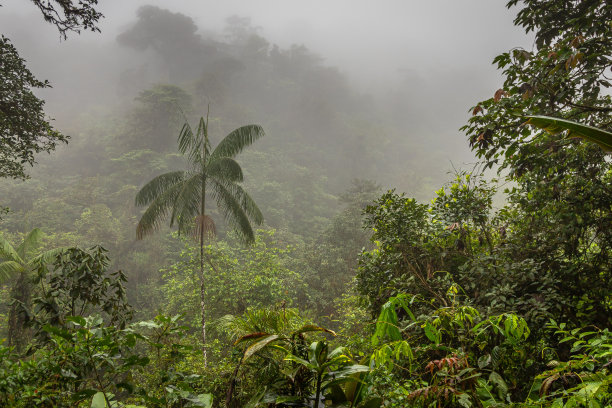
[16,228,43,258]
[0,234,22,264]
[526,116,612,152]
[0,261,24,283]
[323,365,370,390]
[284,354,314,369]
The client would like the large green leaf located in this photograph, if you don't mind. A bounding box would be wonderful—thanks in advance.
[243,334,281,361]
[526,116,612,152]
[16,228,42,258]
[0,233,22,264]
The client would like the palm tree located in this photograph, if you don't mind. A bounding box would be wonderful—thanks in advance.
[135,112,264,363]
[0,228,64,349]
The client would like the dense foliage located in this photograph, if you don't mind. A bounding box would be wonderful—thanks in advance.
[1,0,610,407]
[0,36,67,179]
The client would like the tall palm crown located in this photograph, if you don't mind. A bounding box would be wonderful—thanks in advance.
[135,115,264,242]
[0,228,63,283]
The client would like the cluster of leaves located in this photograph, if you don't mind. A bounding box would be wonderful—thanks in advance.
[0,314,212,407]
[223,308,380,408]
[356,172,498,317]
[0,36,67,180]
[365,288,612,407]
[29,246,133,335]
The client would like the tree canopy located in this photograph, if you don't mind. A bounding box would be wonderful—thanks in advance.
[0,36,67,179]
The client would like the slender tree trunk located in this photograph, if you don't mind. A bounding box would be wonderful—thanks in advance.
[8,271,31,352]
[199,256,207,366]
[200,127,208,366]
[199,192,208,365]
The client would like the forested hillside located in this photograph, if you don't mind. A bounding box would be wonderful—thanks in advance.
[0,1,610,407]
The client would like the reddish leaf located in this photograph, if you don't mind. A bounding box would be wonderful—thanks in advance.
[493,89,508,102]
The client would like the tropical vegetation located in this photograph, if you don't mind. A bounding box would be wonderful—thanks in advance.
[0,0,610,407]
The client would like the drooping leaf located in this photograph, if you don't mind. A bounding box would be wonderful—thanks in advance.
[234,332,270,345]
[0,233,22,264]
[135,171,186,207]
[16,228,43,258]
[211,125,265,159]
[0,261,23,283]
[295,324,337,336]
[526,116,612,152]
[243,334,281,361]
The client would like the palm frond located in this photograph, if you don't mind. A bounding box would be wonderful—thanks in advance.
[178,117,211,165]
[206,157,244,182]
[168,173,202,235]
[211,125,265,159]
[135,171,186,207]
[16,228,43,258]
[136,181,187,239]
[177,118,197,155]
[210,180,260,244]
[211,179,264,225]
[0,234,22,264]
[0,261,24,283]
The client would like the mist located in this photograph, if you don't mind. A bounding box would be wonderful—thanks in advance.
[0,1,530,181]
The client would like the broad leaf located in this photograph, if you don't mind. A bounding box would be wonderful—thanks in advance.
[527,116,612,152]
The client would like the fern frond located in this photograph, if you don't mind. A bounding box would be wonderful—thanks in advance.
[211,125,265,159]
[135,171,185,207]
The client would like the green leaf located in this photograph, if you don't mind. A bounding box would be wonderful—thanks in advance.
[185,393,213,408]
[295,324,337,336]
[243,334,281,361]
[90,392,118,408]
[526,116,612,152]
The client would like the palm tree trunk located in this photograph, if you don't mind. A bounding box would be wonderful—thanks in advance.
[200,131,208,366]
[199,256,207,366]
[200,178,208,366]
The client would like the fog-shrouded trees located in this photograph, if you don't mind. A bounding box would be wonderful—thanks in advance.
[117,5,217,82]
[1,1,105,180]
[135,113,264,363]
